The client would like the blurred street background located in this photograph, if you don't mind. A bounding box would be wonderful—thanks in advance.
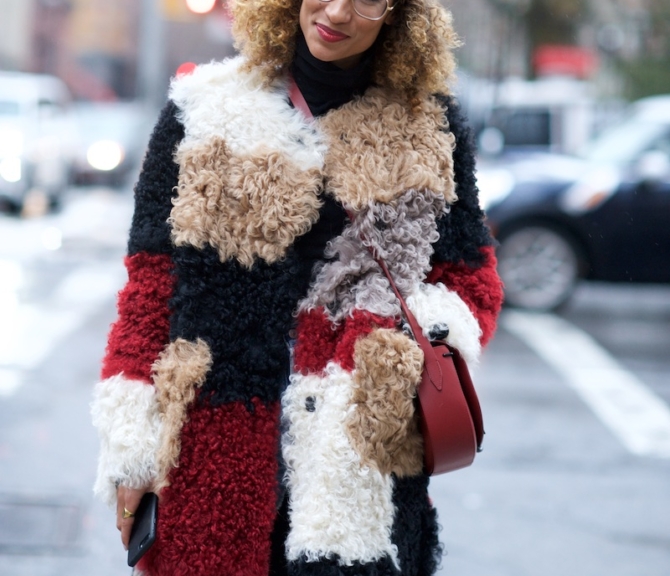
[0,0,669,575]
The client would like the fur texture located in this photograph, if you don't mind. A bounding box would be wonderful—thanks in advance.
[127,101,183,256]
[348,329,424,477]
[391,475,443,576]
[101,252,174,383]
[288,555,400,576]
[139,399,281,576]
[91,375,162,506]
[169,57,326,169]
[293,309,397,375]
[427,246,503,347]
[171,138,323,267]
[299,189,447,323]
[152,337,213,490]
[282,364,399,568]
[405,282,482,366]
[168,245,313,406]
[431,95,493,266]
[96,73,503,576]
[320,89,456,210]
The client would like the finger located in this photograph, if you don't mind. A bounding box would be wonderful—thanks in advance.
[119,488,148,550]
[124,489,145,515]
[121,517,135,550]
[116,486,126,532]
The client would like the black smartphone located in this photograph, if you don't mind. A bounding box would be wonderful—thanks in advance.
[127,492,158,567]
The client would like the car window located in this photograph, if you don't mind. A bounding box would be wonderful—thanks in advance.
[583,120,666,165]
[490,108,552,147]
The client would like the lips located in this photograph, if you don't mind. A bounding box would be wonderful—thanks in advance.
[315,23,349,42]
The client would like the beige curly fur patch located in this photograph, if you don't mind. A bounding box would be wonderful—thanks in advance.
[152,338,212,489]
[319,89,457,209]
[170,137,323,267]
[347,328,425,477]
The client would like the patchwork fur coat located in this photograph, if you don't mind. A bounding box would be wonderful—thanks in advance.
[92,55,503,576]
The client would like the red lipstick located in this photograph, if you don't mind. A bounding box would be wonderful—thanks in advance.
[316,23,349,42]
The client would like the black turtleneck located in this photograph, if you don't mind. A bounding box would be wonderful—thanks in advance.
[289,32,374,118]
[290,33,375,263]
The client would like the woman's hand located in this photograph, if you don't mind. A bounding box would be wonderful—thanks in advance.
[116,485,151,550]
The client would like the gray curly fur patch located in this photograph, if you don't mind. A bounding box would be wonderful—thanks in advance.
[299,189,448,322]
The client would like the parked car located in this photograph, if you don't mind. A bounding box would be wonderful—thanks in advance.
[0,71,74,213]
[479,95,670,310]
[69,101,153,187]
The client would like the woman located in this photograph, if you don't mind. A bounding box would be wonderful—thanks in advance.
[91,0,503,573]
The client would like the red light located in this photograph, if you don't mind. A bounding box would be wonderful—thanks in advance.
[176,62,197,77]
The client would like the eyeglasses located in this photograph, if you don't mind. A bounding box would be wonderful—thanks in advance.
[319,0,394,21]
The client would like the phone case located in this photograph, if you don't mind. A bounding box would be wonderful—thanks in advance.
[127,492,158,567]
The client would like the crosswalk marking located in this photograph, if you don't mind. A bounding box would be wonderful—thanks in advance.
[503,310,670,458]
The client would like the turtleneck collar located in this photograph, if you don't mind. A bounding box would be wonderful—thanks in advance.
[289,32,374,117]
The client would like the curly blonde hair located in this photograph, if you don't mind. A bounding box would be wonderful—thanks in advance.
[231,0,460,103]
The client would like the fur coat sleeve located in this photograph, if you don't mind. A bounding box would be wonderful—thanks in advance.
[90,101,184,506]
[421,95,503,356]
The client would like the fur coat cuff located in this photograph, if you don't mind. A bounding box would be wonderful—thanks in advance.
[91,375,162,506]
[405,282,482,366]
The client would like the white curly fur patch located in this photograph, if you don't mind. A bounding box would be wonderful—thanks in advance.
[91,375,162,507]
[406,282,482,366]
[169,56,326,171]
[281,364,399,567]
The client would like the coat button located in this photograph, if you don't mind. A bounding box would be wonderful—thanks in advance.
[288,328,298,339]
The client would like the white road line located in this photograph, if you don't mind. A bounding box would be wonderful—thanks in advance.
[502,310,670,458]
[0,262,125,397]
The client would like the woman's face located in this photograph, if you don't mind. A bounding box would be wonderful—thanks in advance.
[299,0,393,69]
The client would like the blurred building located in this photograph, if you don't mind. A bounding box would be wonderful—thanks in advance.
[0,1,34,71]
[448,0,530,82]
[0,0,666,102]
[0,0,234,102]
[449,0,669,99]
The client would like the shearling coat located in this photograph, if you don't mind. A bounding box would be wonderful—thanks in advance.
[92,56,503,576]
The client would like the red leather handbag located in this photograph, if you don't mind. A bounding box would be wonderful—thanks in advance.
[287,76,484,475]
[376,259,485,475]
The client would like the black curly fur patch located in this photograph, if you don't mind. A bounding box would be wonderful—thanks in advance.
[288,555,400,576]
[431,95,495,267]
[391,475,443,576]
[169,244,316,406]
[128,101,184,256]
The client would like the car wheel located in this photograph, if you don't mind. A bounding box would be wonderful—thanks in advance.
[497,225,581,311]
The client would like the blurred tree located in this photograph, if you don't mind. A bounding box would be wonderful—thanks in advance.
[617,0,670,98]
[485,0,591,79]
[525,0,587,52]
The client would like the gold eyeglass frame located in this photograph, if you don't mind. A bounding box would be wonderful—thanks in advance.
[318,0,394,21]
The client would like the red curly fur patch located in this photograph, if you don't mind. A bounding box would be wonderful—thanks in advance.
[101,252,175,382]
[293,308,397,374]
[139,399,280,576]
[427,246,503,346]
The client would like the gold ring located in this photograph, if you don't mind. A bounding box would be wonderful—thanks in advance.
[122,508,135,519]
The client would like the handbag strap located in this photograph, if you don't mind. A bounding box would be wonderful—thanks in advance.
[288,75,313,120]
[288,78,444,390]
[344,210,445,390]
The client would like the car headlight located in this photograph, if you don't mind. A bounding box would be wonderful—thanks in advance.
[86,140,125,171]
[0,156,22,183]
[0,128,24,157]
[477,168,515,211]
